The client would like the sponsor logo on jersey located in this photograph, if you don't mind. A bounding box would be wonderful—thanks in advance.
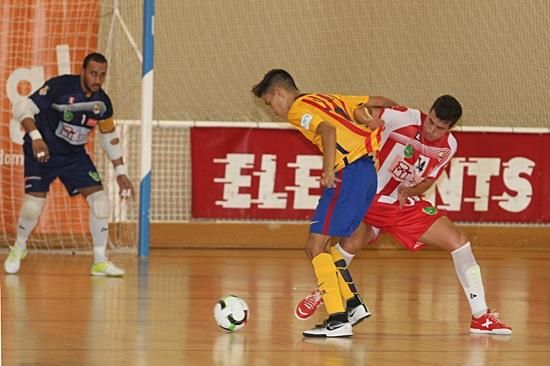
[63,109,74,122]
[422,206,438,215]
[301,113,313,129]
[38,86,49,96]
[404,144,414,158]
[55,121,90,145]
[88,170,101,182]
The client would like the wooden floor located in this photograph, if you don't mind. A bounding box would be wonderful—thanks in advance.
[2,247,549,365]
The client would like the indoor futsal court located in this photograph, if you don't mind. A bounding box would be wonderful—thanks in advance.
[2,1,549,365]
[2,241,549,365]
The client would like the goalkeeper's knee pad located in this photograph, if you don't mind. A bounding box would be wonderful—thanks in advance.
[20,194,46,221]
[86,191,110,219]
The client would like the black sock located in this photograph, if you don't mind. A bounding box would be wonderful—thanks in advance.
[329,312,348,323]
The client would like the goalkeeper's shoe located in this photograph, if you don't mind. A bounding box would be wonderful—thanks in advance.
[4,246,28,274]
[90,261,125,277]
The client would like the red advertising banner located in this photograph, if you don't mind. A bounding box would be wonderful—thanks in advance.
[191,127,550,223]
[429,132,550,223]
[0,1,100,234]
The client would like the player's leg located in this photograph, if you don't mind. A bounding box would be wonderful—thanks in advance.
[297,209,386,323]
[80,186,124,277]
[335,222,372,325]
[419,215,511,334]
[303,232,352,337]
[4,193,47,274]
[302,157,375,336]
[295,225,376,323]
[60,154,123,277]
[4,153,54,274]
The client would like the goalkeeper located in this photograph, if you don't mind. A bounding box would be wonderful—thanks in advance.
[4,52,135,277]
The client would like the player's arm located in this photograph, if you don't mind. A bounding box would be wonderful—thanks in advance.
[317,121,338,188]
[398,178,435,203]
[354,106,384,129]
[353,96,397,129]
[13,98,50,163]
[97,118,135,198]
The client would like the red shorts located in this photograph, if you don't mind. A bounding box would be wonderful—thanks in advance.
[363,196,446,251]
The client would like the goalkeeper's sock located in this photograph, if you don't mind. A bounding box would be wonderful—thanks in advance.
[89,212,108,263]
[15,216,39,251]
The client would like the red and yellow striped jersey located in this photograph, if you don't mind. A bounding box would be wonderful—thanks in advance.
[287,93,381,171]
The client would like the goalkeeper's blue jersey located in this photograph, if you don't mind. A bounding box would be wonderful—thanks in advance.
[23,74,113,156]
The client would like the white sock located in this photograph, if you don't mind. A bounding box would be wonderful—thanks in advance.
[451,242,488,317]
[87,194,109,264]
[335,243,355,267]
[15,216,39,251]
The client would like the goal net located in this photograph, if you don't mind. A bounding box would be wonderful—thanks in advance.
[1,0,548,253]
[0,0,139,252]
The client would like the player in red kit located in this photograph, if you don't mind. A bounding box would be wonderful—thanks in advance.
[296,95,512,335]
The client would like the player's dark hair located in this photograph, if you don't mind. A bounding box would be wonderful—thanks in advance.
[430,95,462,127]
[251,69,298,97]
[82,52,108,69]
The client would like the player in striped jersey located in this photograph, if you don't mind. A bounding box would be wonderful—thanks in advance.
[252,69,396,337]
[296,95,512,335]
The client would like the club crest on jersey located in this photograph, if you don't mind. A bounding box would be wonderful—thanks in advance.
[38,86,49,96]
[422,206,438,215]
[301,113,313,129]
[63,109,74,122]
[404,144,414,158]
[93,103,101,115]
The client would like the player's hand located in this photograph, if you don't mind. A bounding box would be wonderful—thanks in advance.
[397,185,410,208]
[320,170,340,188]
[116,175,136,199]
[366,115,385,130]
[32,139,50,163]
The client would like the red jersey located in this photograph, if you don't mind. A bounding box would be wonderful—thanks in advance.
[376,106,457,204]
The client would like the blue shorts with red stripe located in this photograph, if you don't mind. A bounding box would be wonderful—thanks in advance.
[309,155,377,237]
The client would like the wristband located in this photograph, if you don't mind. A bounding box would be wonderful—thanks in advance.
[114,164,128,177]
[29,129,42,140]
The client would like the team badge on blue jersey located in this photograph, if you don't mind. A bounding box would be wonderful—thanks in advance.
[63,109,74,122]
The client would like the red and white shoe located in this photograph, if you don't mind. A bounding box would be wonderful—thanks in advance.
[295,289,323,320]
[470,309,512,335]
